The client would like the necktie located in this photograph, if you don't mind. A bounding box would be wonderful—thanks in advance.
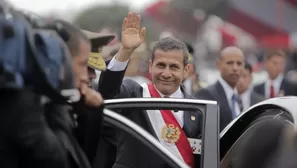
[236,96,244,112]
[270,84,275,98]
[231,94,237,119]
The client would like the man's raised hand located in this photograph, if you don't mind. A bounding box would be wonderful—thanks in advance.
[121,12,146,51]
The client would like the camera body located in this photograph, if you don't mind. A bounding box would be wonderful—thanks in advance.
[0,3,79,103]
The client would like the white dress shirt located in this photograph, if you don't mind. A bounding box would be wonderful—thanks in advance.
[107,56,184,127]
[218,76,241,116]
[107,56,129,71]
[264,74,283,98]
[240,86,252,111]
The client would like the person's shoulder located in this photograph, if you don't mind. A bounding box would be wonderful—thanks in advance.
[123,78,141,86]
[194,86,211,98]
[251,91,265,101]
[122,78,144,93]
[283,78,297,86]
[254,82,265,88]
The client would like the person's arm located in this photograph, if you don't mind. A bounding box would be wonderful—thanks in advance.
[98,12,146,99]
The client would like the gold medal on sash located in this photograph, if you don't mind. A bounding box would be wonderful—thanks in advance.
[161,124,181,145]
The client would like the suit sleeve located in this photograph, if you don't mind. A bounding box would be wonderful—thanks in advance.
[98,59,140,99]
[253,84,262,95]
[194,88,215,101]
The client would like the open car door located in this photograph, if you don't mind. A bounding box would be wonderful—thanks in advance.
[102,98,219,168]
[220,96,297,168]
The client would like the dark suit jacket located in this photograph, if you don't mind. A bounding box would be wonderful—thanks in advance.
[253,78,297,97]
[72,101,104,164]
[97,69,202,168]
[250,91,265,106]
[0,89,67,168]
[194,81,233,132]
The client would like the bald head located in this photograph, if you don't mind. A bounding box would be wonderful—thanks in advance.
[220,46,244,60]
[217,46,245,88]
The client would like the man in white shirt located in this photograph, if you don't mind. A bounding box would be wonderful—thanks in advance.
[237,62,264,111]
[195,46,245,131]
[254,50,297,98]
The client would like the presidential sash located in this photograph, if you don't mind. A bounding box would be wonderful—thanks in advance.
[141,83,194,167]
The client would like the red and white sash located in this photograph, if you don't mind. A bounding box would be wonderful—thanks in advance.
[141,83,194,167]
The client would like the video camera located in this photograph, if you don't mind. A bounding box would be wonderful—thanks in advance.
[0,1,79,103]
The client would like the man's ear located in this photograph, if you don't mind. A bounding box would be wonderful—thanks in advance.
[149,60,153,74]
[183,64,190,79]
[216,60,221,70]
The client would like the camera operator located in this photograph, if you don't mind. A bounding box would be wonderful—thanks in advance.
[43,20,107,167]
[0,89,69,168]
[0,6,70,168]
[0,12,103,168]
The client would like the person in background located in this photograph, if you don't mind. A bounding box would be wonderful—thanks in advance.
[253,49,297,98]
[45,20,104,167]
[81,30,115,88]
[183,42,206,95]
[236,62,264,111]
[123,42,151,84]
[195,46,245,131]
[286,70,297,82]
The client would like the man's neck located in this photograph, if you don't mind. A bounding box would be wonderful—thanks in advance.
[154,85,182,98]
[238,86,252,95]
[269,73,283,81]
[219,76,236,89]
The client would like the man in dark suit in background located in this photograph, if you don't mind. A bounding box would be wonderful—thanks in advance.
[254,50,297,98]
[97,12,202,168]
[195,46,245,131]
[236,62,264,111]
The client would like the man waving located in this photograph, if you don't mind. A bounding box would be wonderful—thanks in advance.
[98,12,202,168]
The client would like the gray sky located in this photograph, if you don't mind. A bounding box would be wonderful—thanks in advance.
[7,0,158,14]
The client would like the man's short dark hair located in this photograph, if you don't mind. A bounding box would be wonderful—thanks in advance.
[244,61,252,74]
[152,37,189,65]
[184,42,194,55]
[264,49,286,61]
[54,20,89,57]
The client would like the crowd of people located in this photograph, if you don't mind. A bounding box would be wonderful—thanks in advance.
[2,1,297,167]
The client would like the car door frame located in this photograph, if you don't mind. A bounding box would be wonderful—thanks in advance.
[103,98,219,168]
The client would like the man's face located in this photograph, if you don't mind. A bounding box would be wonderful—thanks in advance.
[265,55,285,80]
[149,49,189,96]
[217,51,244,88]
[237,68,252,94]
[72,40,90,88]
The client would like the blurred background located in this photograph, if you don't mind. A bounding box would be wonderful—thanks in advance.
[9,0,297,85]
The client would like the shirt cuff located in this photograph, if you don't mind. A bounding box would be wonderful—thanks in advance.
[107,56,129,71]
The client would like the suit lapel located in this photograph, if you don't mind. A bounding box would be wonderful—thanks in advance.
[182,90,201,138]
[213,82,232,119]
[280,79,287,95]
[183,110,201,138]
[259,83,265,96]
[250,93,256,106]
